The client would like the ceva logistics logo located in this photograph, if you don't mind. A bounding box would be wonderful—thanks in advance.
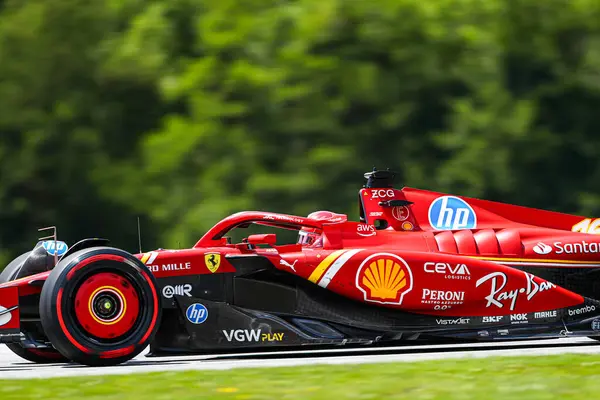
[428,196,477,230]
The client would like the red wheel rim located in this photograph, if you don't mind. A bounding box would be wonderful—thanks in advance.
[73,272,140,340]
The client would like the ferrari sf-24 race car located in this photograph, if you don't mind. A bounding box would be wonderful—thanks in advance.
[2,169,600,366]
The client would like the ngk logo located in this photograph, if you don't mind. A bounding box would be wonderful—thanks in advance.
[510,313,528,324]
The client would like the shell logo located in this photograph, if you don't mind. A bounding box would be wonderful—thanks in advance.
[356,253,413,305]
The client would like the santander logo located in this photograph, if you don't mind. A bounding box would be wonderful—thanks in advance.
[533,242,552,255]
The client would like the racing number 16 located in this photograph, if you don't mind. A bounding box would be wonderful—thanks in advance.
[572,218,600,234]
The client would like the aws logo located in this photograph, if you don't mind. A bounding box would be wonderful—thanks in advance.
[356,253,413,305]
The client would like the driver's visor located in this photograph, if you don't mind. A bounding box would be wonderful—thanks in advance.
[297,230,322,247]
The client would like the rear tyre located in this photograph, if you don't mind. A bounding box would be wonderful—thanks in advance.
[0,252,68,364]
[40,247,161,366]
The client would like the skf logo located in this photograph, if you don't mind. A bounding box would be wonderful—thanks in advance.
[222,330,285,342]
[356,253,413,305]
[482,316,503,323]
[205,252,221,273]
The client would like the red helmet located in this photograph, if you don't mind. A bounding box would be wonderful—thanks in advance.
[297,211,347,247]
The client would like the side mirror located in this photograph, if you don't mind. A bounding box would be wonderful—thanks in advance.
[247,234,277,246]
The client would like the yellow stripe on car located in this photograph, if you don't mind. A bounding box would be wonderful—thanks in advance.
[308,250,346,283]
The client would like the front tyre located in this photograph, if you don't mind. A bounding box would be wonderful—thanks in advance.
[40,247,161,366]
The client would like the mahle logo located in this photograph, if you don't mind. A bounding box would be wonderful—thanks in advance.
[428,196,477,230]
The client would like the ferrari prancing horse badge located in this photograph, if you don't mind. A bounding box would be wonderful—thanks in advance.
[205,252,221,273]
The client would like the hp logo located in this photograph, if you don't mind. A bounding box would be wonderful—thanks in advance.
[186,303,208,324]
[428,196,477,230]
[41,241,69,257]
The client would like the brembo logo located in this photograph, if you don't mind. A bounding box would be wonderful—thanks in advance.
[568,305,596,317]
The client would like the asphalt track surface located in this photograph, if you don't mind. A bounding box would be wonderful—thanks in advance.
[1,337,600,379]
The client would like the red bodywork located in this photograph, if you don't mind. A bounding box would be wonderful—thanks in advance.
[2,187,599,321]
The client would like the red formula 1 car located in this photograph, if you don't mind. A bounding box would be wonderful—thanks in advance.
[2,169,600,366]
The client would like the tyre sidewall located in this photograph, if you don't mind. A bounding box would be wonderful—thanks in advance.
[40,247,161,366]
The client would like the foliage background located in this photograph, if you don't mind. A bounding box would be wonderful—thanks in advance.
[1,0,600,266]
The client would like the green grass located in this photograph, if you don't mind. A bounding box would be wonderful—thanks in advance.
[2,354,600,399]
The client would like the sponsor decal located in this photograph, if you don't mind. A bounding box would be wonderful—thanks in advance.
[424,262,471,280]
[370,189,395,200]
[482,316,503,323]
[534,310,557,319]
[572,218,600,234]
[428,196,477,231]
[162,284,192,299]
[205,252,221,273]
[510,313,528,325]
[401,221,414,231]
[478,330,490,337]
[279,259,298,272]
[475,271,555,311]
[392,206,410,221]
[568,305,596,317]
[369,212,383,217]
[421,289,465,307]
[532,242,552,255]
[436,317,470,325]
[263,215,304,224]
[0,305,17,327]
[497,329,509,336]
[356,253,413,305]
[148,262,192,273]
[186,303,208,324]
[41,240,68,257]
[357,224,376,237]
[532,241,600,255]
[309,249,363,288]
[592,319,600,331]
[222,330,285,343]
[141,252,159,265]
[555,241,600,255]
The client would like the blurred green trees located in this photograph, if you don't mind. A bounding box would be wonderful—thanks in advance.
[1,0,600,264]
